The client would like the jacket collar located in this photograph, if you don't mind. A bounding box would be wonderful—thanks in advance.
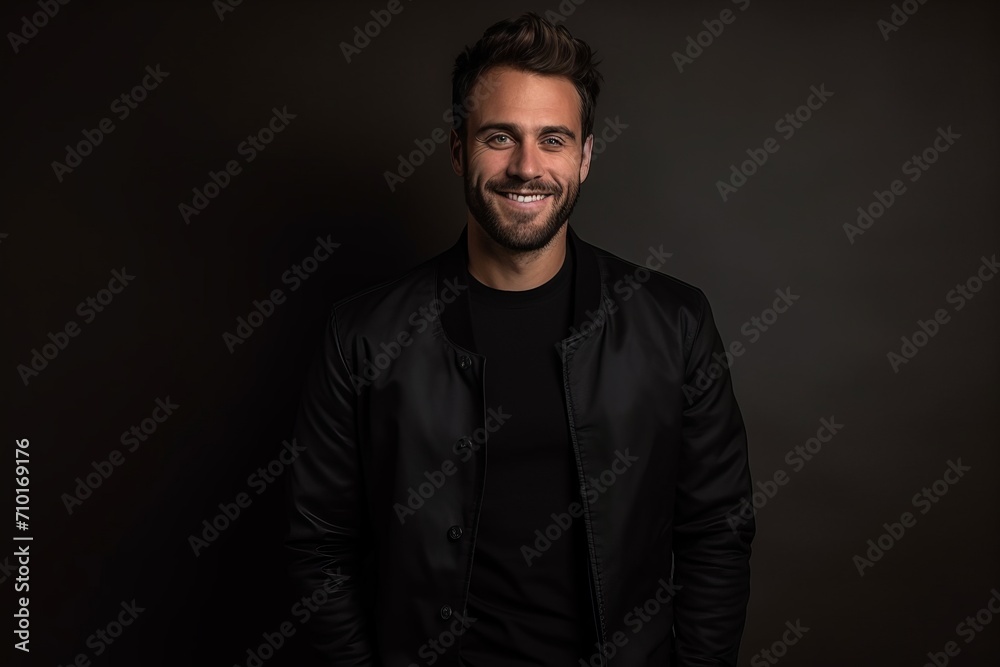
[436,223,605,356]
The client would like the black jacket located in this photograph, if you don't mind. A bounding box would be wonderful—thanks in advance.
[285,224,755,666]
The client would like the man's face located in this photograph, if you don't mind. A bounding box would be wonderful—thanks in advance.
[451,66,594,253]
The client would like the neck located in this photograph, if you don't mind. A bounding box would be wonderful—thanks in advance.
[466,219,568,291]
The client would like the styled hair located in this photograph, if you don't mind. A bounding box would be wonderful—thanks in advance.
[450,12,603,142]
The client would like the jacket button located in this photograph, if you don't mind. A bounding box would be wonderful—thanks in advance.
[448,525,463,541]
[440,604,453,620]
[456,436,471,449]
[458,355,471,369]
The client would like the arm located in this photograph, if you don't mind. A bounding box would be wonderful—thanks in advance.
[285,308,379,664]
[672,290,756,666]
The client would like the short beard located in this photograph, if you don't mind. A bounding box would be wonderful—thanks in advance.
[463,147,582,254]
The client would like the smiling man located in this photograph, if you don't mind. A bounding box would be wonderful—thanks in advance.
[286,12,755,667]
[457,64,587,280]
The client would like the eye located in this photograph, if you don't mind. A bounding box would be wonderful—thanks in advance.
[488,134,512,145]
[543,137,565,146]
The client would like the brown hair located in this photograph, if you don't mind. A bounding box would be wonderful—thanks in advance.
[451,12,603,143]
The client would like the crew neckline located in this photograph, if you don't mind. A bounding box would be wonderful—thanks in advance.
[467,242,574,309]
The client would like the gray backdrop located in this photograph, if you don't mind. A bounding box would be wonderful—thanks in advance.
[2,0,997,665]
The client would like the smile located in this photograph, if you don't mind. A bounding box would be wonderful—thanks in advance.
[497,191,552,203]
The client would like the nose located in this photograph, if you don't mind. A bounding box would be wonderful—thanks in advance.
[506,142,543,181]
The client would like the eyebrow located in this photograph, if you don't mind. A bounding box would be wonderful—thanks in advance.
[476,122,577,142]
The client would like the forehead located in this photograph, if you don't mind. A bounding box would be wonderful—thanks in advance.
[467,66,582,133]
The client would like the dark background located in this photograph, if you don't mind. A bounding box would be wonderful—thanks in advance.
[2,0,998,665]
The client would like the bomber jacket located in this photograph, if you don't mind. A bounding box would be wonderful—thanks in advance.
[285,223,756,666]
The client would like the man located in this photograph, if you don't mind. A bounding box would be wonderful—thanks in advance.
[285,12,755,667]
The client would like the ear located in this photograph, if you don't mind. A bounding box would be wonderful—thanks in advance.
[450,128,464,176]
[579,133,594,183]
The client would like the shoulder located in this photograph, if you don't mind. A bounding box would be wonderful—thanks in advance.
[322,249,441,350]
[586,239,715,356]
[589,241,709,316]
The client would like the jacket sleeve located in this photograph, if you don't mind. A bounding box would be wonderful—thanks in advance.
[671,289,755,666]
[284,308,379,664]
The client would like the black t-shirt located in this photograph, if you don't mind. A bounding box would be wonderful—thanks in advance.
[458,241,597,665]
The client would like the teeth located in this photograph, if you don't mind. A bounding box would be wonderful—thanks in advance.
[502,192,549,203]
